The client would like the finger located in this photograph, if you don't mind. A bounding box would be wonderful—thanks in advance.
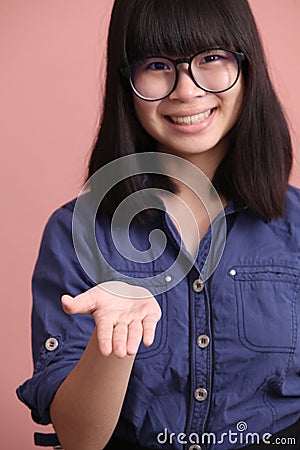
[142,314,159,347]
[127,320,143,355]
[112,321,129,359]
[96,319,114,357]
[61,291,97,315]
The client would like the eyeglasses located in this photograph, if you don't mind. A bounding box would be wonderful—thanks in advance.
[121,48,245,101]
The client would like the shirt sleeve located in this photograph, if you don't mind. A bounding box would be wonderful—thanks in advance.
[16,201,95,425]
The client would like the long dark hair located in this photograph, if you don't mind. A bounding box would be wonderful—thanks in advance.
[88,0,292,221]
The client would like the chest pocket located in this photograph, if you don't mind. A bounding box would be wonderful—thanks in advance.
[229,265,299,353]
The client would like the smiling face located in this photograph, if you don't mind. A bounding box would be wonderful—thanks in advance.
[133,62,244,175]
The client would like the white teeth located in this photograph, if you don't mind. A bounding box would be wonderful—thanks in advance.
[170,109,212,125]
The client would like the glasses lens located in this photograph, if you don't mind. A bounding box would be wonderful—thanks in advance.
[191,49,239,92]
[131,58,176,100]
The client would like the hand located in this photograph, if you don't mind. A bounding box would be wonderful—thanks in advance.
[61,281,161,359]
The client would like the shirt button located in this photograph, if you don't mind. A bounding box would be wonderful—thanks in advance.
[165,275,172,283]
[45,337,59,351]
[197,334,210,349]
[192,278,204,293]
[194,387,208,402]
[188,446,202,450]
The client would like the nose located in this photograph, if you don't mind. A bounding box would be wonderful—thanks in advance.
[168,64,206,102]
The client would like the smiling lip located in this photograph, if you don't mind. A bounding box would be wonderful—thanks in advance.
[165,108,216,133]
[168,109,213,125]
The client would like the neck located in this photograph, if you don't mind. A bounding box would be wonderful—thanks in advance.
[155,143,228,258]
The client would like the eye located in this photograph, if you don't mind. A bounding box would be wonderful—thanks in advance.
[200,54,223,64]
[145,60,171,71]
[196,50,235,67]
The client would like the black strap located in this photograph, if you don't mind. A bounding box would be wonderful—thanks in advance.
[34,432,60,447]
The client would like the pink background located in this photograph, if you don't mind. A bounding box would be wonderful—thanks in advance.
[1,1,299,448]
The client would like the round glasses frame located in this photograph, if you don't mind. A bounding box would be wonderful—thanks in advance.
[121,48,246,102]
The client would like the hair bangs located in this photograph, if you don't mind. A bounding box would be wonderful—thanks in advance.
[125,0,238,62]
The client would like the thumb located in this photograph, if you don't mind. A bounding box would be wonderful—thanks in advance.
[61,291,97,315]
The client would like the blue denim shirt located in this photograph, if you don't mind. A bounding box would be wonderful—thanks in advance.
[17,185,300,449]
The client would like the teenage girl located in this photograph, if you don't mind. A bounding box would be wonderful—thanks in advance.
[17,1,300,449]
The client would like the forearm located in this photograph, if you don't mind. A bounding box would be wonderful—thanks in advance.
[50,329,135,450]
